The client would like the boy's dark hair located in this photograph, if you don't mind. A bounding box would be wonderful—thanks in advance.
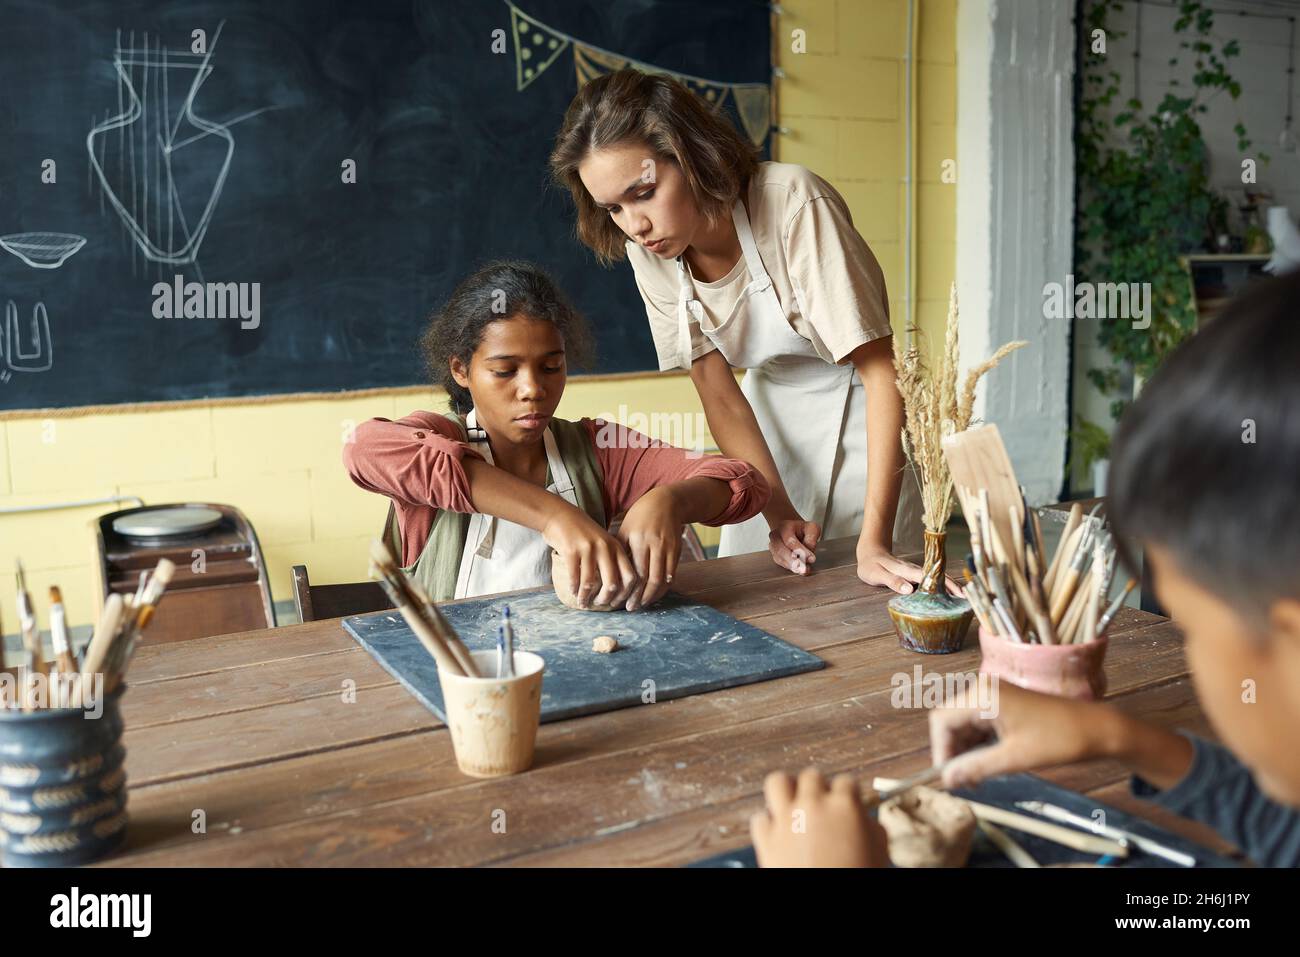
[1108,268,1300,616]
[420,260,595,414]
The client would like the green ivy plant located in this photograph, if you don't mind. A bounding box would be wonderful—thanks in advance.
[1075,0,1263,444]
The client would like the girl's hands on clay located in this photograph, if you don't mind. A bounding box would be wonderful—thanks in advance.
[856,541,962,597]
[929,682,1110,788]
[615,487,685,611]
[768,517,820,575]
[750,768,888,868]
[542,506,640,609]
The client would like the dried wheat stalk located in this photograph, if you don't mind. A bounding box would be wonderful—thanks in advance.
[894,283,1027,534]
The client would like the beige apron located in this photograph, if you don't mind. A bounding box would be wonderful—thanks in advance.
[676,198,922,557]
[453,409,581,599]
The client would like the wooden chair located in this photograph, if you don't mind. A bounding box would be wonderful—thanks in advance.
[94,503,276,644]
[291,565,393,623]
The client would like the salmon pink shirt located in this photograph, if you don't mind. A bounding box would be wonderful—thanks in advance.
[343,411,771,567]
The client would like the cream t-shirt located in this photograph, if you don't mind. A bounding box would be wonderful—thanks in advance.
[627,162,893,371]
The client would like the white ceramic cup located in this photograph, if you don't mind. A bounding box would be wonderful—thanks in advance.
[437,650,545,777]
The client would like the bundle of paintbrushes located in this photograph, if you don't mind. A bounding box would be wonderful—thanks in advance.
[1,558,175,712]
[942,427,1136,646]
[369,540,480,678]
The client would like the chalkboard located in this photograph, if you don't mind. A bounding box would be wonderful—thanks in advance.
[0,0,771,410]
[342,586,824,723]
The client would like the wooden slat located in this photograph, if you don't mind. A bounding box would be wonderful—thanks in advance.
[92,535,1196,868]
[108,619,1187,865]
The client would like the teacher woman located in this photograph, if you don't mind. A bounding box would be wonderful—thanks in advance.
[550,69,924,594]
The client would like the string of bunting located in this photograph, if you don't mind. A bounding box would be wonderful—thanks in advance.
[505,0,772,149]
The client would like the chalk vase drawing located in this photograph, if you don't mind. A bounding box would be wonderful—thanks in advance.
[86,35,233,265]
[887,530,974,654]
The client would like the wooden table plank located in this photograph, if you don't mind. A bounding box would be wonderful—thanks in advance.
[108,613,1178,860]
[97,537,1203,868]
[108,624,1188,865]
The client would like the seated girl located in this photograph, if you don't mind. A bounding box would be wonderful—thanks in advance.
[343,260,771,610]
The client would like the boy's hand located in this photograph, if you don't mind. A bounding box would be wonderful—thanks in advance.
[929,682,1114,788]
[543,506,639,609]
[750,769,888,868]
[615,487,684,610]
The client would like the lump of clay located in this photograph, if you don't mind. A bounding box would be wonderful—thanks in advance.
[878,786,976,868]
[550,550,617,611]
[592,635,619,654]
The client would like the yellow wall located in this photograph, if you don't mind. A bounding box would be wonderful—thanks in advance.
[1,0,957,636]
[776,0,957,345]
[0,377,715,632]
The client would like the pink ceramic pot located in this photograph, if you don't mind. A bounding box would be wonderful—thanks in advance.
[977,626,1108,700]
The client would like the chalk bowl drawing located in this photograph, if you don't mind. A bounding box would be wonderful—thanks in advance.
[0,233,87,269]
[86,23,278,269]
[3,300,54,374]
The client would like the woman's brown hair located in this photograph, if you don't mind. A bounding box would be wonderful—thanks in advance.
[550,68,760,265]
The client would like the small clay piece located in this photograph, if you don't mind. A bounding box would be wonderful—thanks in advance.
[591,635,619,654]
[878,786,976,868]
[551,550,617,611]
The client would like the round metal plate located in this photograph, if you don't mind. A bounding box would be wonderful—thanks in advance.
[112,506,223,539]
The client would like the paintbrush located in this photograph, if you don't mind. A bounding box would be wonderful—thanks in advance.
[861,762,952,811]
[103,559,176,693]
[962,565,999,636]
[1049,524,1095,627]
[77,592,126,705]
[1043,502,1083,595]
[15,560,45,676]
[48,586,78,674]
[1095,578,1138,639]
[1016,801,1196,866]
[0,605,16,709]
[979,819,1040,868]
[370,564,465,677]
[369,540,475,677]
[15,560,45,710]
[499,606,516,679]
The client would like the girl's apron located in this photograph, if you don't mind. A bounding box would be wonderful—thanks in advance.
[452,409,579,598]
[381,412,607,601]
[676,199,922,557]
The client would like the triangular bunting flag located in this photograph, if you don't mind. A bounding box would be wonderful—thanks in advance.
[509,1,570,90]
[574,42,629,87]
[733,85,772,147]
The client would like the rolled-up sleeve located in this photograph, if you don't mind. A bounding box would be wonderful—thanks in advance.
[584,418,770,526]
[342,411,484,514]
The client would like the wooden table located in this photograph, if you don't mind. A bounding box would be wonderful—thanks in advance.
[104,537,1236,866]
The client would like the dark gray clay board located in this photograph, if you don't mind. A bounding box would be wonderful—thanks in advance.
[688,772,1242,868]
[342,588,825,724]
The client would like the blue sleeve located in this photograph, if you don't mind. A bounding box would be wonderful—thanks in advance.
[1130,732,1300,867]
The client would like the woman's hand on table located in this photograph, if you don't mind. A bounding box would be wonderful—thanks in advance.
[856,541,962,596]
[543,506,640,609]
[615,487,685,611]
[767,517,821,575]
[751,768,888,868]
